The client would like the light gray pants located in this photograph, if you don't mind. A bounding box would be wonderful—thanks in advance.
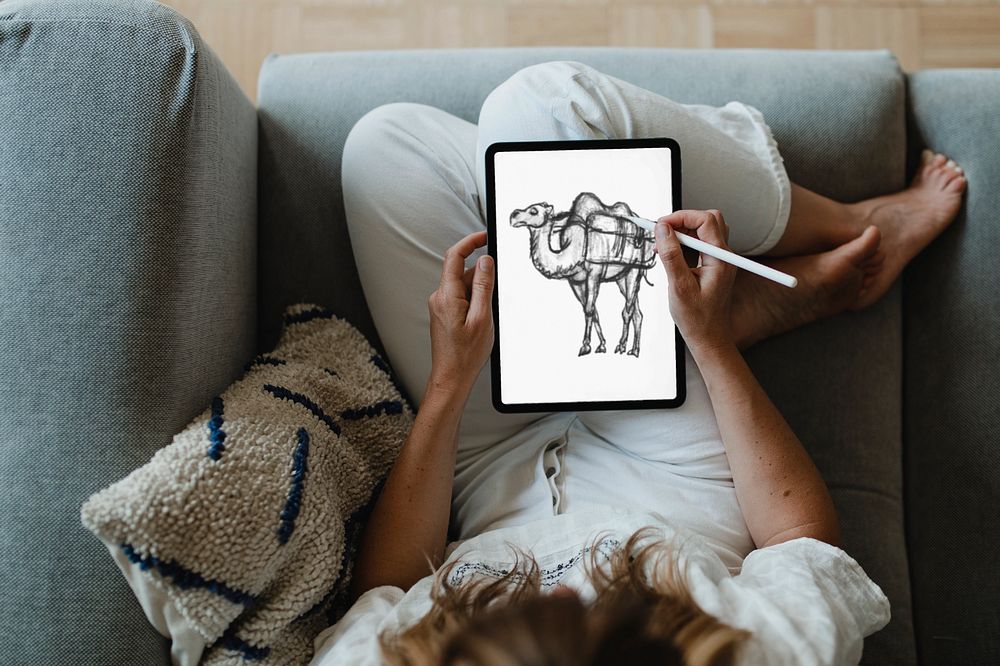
[341,61,791,569]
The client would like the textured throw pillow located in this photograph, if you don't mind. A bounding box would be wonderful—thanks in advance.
[81,303,414,665]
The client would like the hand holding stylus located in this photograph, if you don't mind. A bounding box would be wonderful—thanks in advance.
[629,214,797,288]
[653,210,739,354]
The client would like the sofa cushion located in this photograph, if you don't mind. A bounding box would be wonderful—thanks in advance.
[258,47,913,663]
[904,69,1000,665]
[0,1,256,664]
[81,303,413,665]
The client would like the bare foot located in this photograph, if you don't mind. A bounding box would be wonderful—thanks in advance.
[731,226,882,350]
[847,150,966,309]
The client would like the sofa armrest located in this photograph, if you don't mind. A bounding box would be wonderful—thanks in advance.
[904,69,1000,665]
[0,1,256,664]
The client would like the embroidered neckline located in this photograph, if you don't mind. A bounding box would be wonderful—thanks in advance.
[447,536,622,588]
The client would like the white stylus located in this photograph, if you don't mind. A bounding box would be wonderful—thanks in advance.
[627,215,798,288]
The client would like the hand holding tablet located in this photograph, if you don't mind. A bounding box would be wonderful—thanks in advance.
[426,230,495,398]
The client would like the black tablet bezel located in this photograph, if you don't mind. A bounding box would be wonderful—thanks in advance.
[486,137,686,414]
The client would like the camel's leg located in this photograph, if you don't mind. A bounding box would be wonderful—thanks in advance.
[568,279,586,307]
[614,274,633,354]
[627,270,644,357]
[591,269,607,354]
[568,280,589,355]
[575,278,592,356]
[580,269,606,355]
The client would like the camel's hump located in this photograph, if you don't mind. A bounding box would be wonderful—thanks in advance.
[569,192,636,219]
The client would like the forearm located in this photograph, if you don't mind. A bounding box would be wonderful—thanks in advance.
[691,341,842,549]
[350,380,468,599]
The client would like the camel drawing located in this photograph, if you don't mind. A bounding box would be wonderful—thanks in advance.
[509,192,657,357]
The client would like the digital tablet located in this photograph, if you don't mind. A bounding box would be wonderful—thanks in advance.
[485,137,686,413]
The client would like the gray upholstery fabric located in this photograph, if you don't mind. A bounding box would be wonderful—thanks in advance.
[904,70,1000,665]
[258,47,914,663]
[0,1,257,664]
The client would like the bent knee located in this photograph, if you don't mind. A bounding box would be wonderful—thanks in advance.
[343,102,440,184]
[497,60,592,99]
[479,60,609,141]
[345,102,426,154]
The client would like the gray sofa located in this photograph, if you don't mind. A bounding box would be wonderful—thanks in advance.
[2,0,998,664]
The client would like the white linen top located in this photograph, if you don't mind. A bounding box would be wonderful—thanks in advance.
[449,351,760,573]
[309,505,890,666]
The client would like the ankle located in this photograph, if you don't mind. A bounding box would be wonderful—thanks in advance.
[843,200,876,236]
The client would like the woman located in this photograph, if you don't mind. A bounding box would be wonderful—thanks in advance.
[310,61,966,665]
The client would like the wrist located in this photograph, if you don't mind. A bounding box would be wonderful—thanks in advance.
[423,372,473,411]
[686,336,741,367]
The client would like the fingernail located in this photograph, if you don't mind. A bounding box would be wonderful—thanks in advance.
[478,255,490,270]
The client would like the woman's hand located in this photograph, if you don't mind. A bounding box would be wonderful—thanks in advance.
[654,209,737,356]
[426,230,495,397]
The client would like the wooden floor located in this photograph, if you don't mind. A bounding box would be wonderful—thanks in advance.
[161,0,1000,102]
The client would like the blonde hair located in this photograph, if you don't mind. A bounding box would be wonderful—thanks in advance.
[378,526,751,666]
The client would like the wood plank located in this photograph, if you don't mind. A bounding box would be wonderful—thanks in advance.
[921,6,1000,67]
[507,5,611,46]
[610,4,713,48]
[816,7,920,70]
[711,6,816,49]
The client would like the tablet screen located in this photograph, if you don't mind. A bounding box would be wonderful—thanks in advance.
[486,138,685,412]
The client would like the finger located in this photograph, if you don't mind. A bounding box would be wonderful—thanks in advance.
[657,209,726,245]
[441,230,488,297]
[461,265,476,293]
[659,209,730,268]
[654,220,696,292]
[697,209,728,249]
[466,255,495,324]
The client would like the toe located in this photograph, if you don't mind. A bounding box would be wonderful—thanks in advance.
[931,163,957,189]
[837,225,881,266]
[946,175,967,193]
[940,168,962,187]
[932,153,948,168]
[860,224,882,254]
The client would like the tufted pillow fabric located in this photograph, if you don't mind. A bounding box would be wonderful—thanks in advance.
[81,303,414,665]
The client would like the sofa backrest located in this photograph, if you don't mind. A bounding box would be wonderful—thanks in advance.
[257,46,914,663]
[904,69,1000,665]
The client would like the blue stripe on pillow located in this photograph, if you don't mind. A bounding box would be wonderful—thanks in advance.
[120,543,256,606]
[341,400,404,421]
[283,306,336,325]
[243,355,287,373]
[277,427,310,545]
[207,395,227,460]
[261,384,341,436]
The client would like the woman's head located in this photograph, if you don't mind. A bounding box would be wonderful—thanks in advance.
[378,526,750,666]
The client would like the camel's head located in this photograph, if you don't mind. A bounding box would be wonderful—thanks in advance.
[510,202,552,229]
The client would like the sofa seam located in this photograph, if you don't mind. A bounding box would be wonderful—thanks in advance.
[0,17,199,54]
